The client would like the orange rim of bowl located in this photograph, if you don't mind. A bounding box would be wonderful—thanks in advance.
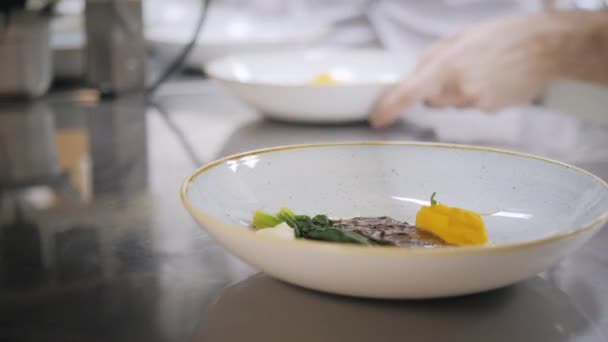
[180,141,608,256]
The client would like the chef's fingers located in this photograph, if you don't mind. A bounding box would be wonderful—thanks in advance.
[416,32,463,71]
[424,79,481,109]
[370,66,441,128]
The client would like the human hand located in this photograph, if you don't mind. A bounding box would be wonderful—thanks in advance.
[370,13,571,128]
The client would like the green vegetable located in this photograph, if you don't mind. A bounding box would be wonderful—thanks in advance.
[278,207,296,219]
[252,210,282,229]
[430,192,438,206]
[252,207,390,246]
[254,208,385,246]
[306,227,377,245]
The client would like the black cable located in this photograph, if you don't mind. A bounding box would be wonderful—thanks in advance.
[149,101,203,167]
[144,0,211,167]
[145,0,210,97]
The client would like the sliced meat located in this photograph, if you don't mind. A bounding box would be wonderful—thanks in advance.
[333,216,447,248]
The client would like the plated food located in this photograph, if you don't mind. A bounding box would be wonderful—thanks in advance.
[310,72,338,86]
[181,142,608,298]
[205,50,414,123]
[252,193,488,247]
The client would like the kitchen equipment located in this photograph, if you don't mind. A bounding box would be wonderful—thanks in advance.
[84,0,145,94]
[0,102,62,188]
[0,11,52,98]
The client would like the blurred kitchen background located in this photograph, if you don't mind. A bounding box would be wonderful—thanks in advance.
[1,1,608,341]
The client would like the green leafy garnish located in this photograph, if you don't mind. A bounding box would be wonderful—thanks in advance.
[279,207,296,218]
[276,207,296,223]
[430,192,438,206]
[252,208,385,246]
[306,226,379,245]
[282,214,379,245]
[252,211,282,229]
[252,207,301,229]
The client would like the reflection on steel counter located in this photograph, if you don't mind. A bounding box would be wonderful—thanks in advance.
[0,102,62,189]
[54,226,102,283]
[88,95,149,197]
[199,273,599,342]
[0,91,153,295]
[0,94,149,200]
[0,83,247,342]
[217,119,437,157]
[0,204,46,290]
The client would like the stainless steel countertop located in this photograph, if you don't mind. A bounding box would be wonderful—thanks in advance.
[1,80,607,342]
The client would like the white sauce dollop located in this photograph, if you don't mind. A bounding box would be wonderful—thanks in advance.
[255,222,295,240]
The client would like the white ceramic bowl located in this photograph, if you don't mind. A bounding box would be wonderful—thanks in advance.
[206,50,413,123]
[181,142,608,299]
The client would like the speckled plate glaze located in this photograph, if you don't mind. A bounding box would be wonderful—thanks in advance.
[181,142,608,299]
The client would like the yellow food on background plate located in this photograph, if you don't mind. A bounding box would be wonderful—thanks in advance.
[415,193,488,245]
[310,72,337,85]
